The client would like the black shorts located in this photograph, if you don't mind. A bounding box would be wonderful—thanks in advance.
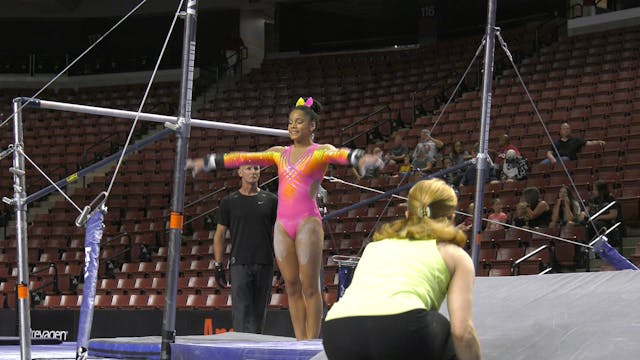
[322,309,456,360]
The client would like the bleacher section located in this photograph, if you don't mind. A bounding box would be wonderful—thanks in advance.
[1,24,639,311]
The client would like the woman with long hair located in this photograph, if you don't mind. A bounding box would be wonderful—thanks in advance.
[522,187,551,228]
[322,179,481,360]
[549,185,580,228]
[187,97,380,339]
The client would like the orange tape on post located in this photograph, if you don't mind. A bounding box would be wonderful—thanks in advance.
[17,283,29,299]
[169,212,184,230]
[476,233,482,246]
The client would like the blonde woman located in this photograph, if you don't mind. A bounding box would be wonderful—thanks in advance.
[322,179,481,360]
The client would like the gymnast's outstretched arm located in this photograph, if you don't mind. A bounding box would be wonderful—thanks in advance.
[186,146,284,176]
[316,144,382,176]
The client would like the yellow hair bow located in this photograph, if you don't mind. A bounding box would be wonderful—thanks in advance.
[295,97,314,107]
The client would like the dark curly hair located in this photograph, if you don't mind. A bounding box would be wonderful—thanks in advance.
[291,97,322,125]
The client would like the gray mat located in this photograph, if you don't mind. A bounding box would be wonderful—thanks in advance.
[313,270,640,360]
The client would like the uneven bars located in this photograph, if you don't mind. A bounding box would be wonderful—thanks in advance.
[21,97,289,138]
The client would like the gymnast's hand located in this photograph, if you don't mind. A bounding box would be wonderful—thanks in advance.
[185,158,205,177]
[357,154,384,176]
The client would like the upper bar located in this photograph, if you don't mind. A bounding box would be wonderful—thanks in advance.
[21,97,290,138]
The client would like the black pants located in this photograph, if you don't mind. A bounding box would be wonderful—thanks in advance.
[230,263,273,334]
[322,309,457,360]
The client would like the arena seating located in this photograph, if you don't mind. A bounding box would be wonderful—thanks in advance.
[1,24,640,310]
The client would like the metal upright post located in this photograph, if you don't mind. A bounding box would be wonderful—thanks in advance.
[10,98,32,360]
[471,0,498,270]
[160,0,198,359]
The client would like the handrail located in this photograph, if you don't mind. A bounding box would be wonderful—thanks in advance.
[341,117,393,148]
[101,231,131,247]
[31,263,60,294]
[411,75,451,123]
[82,132,121,162]
[341,105,390,132]
[102,232,132,263]
[183,206,219,227]
[184,186,227,209]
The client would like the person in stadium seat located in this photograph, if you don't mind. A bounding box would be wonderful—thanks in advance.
[578,180,621,248]
[387,133,409,165]
[322,179,481,360]
[412,129,444,172]
[522,187,551,228]
[487,198,507,231]
[449,140,472,165]
[540,122,605,165]
[494,134,520,167]
[549,185,580,228]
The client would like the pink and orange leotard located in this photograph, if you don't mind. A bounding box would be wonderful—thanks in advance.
[207,144,354,239]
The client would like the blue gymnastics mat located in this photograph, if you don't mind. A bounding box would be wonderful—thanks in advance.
[89,332,323,360]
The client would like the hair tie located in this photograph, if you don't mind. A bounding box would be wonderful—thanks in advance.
[419,206,431,219]
[295,97,314,107]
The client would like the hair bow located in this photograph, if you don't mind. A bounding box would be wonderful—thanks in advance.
[295,97,314,107]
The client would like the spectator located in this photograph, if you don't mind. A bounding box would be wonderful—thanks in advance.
[541,122,606,165]
[387,133,409,165]
[495,134,521,166]
[412,129,444,172]
[440,157,458,185]
[511,201,530,229]
[412,148,431,173]
[456,202,474,231]
[487,198,507,231]
[522,187,551,228]
[364,147,386,178]
[448,141,471,165]
[398,154,412,175]
[549,185,580,228]
[460,155,499,187]
[500,149,528,182]
[579,180,620,247]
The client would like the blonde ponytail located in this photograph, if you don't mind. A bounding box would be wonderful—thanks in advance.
[372,179,467,248]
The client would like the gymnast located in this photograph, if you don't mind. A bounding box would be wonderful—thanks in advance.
[186,97,381,339]
[322,179,481,360]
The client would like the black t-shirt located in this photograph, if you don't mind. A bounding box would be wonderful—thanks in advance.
[528,200,552,228]
[389,144,408,157]
[588,194,618,224]
[217,190,278,265]
[552,137,586,160]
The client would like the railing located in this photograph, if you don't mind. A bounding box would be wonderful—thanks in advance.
[102,232,132,278]
[339,105,396,147]
[29,263,59,307]
[510,244,553,275]
[81,132,123,166]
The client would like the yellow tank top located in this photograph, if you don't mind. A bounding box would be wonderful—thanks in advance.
[325,239,451,320]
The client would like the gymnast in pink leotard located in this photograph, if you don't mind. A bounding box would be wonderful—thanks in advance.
[203,143,354,239]
[187,97,380,340]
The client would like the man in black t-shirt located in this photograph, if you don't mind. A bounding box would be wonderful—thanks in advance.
[541,122,606,165]
[213,165,277,333]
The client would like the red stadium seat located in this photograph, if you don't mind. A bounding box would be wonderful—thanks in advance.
[269,293,289,309]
